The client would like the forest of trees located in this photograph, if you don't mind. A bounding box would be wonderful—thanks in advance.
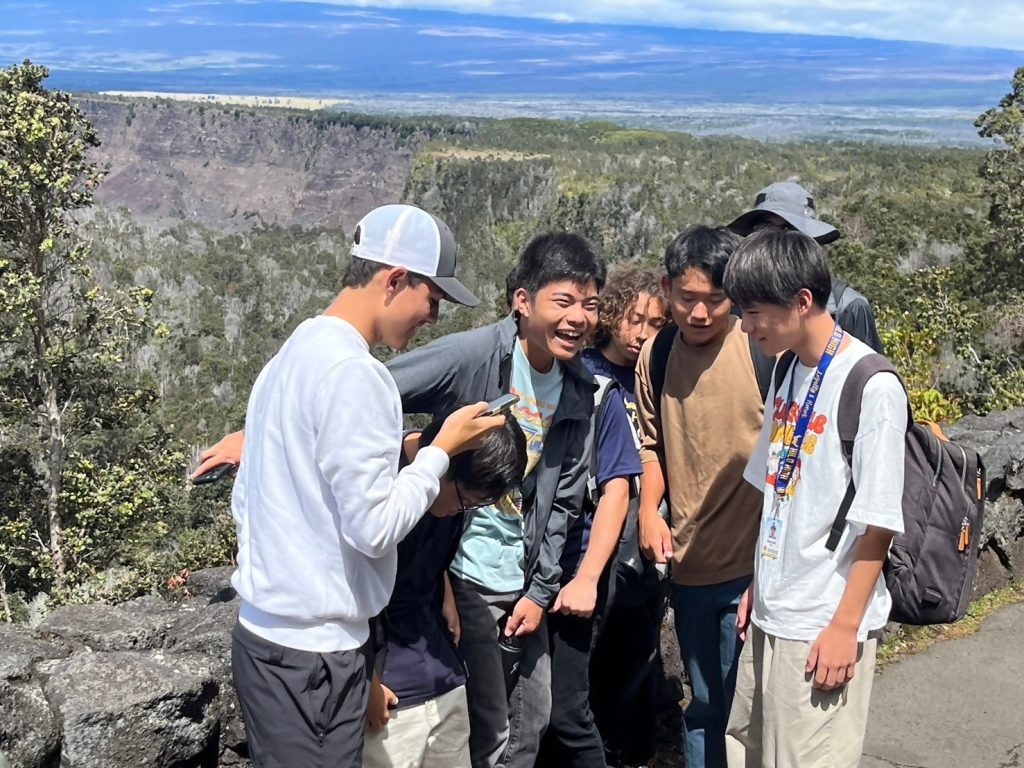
[1,59,1023,619]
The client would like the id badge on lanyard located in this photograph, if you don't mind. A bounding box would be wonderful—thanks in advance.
[761,501,785,560]
[762,325,845,561]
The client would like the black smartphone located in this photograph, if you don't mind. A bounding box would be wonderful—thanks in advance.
[192,462,237,485]
[484,393,519,416]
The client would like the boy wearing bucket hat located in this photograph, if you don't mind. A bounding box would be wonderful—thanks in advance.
[728,182,883,353]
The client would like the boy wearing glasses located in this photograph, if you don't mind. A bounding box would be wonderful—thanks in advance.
[365,413,527,768]
[197,232,606,768]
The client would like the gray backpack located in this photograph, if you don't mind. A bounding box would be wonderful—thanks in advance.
[585,375,644,579]
[774,353,986,625]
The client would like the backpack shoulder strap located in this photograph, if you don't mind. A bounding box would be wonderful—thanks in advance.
[772,351,797,399]
[827,353,906,551]
[650,323,677,410]
[828,277,851,316]
[748,335,777,402]
[836,354,903,463]
[586,374,618,503]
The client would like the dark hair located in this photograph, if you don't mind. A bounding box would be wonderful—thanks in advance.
[592,265,667,349]
[342,256,426,289]
[723,229,831,310]
[419,412,527,501]
[663,225,741,284]
[507,232,606,301]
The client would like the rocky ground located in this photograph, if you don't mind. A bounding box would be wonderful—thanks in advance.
[1,408,1021,767]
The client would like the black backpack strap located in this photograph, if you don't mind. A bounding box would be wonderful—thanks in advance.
[748,335,777,403]
[650,323,677,409]
[827,353,908,551]
[772,351,796,400]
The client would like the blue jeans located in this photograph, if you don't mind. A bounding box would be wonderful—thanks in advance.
[672,574,751,768]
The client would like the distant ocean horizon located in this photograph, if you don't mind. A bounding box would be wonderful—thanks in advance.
[5,0,1018,146]
[89,88,993,146]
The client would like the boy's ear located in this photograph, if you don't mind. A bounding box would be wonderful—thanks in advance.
[382,267,410,295]
[794,287,815,314]
[660,274,673,297]
[511,287,532,317]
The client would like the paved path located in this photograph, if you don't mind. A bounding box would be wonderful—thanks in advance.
[861,603,1024,768]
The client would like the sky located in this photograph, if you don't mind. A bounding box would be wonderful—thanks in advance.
[0,0,1019,127]
[300,0,1024,51]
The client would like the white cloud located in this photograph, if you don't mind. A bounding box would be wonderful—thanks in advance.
[824,68,1017,83]
[573,52,627,63]
[438,58,497,67]
[24,48,282,73]
[147,1,226,12]
[418,25,514,38]
[418,24,601,46]
[324,9,402,21]
[296,0,1024,50]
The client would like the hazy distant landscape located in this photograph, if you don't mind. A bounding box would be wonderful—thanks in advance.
[4,1,1020,145]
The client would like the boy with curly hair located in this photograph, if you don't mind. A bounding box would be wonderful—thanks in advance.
[540,265,669,767]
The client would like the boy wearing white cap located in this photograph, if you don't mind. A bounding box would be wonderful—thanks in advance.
[229,204,503,768]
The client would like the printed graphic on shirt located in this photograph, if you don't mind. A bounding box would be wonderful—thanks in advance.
[510,384,558,473]
[489,386,557,517]
[765,394,830,498]
[622,397,643,450]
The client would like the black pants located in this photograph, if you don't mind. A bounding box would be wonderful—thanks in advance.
[537,570,612,768]
[231,622,371,768]
[589,563,667,767]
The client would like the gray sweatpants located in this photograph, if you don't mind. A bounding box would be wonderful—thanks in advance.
[231,622,371,768]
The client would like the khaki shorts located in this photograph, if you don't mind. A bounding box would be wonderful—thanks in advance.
[726,624,877,768]
[363,685,471,768]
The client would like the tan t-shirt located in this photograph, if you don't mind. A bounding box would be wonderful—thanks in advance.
[635,316,764,586]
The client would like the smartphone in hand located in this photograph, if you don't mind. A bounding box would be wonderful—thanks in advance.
[192,462,237,485]
[483,394,519,416]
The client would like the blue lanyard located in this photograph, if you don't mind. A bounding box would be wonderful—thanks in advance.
[774,324,845,498]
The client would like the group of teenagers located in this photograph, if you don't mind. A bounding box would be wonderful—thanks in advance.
[194,181,907,768]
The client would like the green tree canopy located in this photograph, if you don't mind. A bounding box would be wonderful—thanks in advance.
[0,60,180,609]
[976,66,1024,293]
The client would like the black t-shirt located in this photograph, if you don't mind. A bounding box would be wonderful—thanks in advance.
[374,445,465,708]
[378,511,466,708]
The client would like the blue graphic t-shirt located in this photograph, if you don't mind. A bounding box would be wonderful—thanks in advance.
[450,339,563,592]
[560,350,644,580]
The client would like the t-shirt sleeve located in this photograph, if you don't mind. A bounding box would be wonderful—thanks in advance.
[595,388,643,487]
[845,371,907,534]
[743,377,775,490]
[634,338,661,464]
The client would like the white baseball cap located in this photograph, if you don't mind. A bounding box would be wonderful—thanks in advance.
[350,204,479,307]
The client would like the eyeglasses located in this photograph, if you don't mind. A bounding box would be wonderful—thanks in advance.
[455,481,501,513]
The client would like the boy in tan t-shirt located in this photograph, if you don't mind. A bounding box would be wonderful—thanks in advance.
[636,225,766,768]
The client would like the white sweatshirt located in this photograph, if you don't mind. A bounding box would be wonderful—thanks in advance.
[231,315,449,652]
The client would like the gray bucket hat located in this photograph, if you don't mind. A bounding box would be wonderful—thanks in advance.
[728,182,840,245]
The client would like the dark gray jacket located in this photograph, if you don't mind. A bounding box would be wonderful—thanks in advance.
[387,314,596,609]
[829,278,883,354]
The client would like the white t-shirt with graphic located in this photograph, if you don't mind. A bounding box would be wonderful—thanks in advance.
[743,336,907,642]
